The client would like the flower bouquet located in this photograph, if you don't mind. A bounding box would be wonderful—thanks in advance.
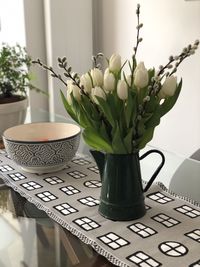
[33,4,199,220]
[34,5,199,155]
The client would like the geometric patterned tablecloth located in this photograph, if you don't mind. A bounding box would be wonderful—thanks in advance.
[0,149,200,267]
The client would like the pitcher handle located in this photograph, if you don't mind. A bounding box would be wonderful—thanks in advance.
[139,149,165,192]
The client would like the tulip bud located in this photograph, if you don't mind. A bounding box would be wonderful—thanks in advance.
[67,80,81,102]
[159,76,177,99]
[91,86,106,104]
[90,68,103,87]
[109,53,121,72]
[134,62,149,89]
[104,67,110,76]
[72,84,81,101]
[80,73,92,93]
[104,72,115,92]
[117,80,128,100]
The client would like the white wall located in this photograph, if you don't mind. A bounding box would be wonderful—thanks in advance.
[24,0,93,121]
[44,0,93,119]
[24,0,49,121]
[94,0,200,157]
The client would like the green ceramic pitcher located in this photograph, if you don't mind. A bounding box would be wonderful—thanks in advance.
[90,149,165,221]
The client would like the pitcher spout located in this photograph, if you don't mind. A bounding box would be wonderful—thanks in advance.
[90,150,105,181]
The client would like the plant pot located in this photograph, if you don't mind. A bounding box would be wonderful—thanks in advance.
[0,97,28,139]
[90,149,165,221]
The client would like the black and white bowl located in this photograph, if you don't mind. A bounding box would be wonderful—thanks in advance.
[3,122,81,173]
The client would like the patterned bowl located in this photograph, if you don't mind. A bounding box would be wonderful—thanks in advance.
[3,122,81,173]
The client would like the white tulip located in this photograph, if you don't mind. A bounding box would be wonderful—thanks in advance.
[109,53,121,72]
[66,80,73,105]
[72,84,81,101]
[91,86,106,104]
[90,68,103,87]
[134,62,146,74]
[104,72,115,92]
[80,73,92,93]
[159,76,177,98]
[104,67,110,76]
[117,80,128,100]
[67,80,81,102]
[134,61,149,89]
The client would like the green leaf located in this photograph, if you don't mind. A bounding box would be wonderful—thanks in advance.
[70,95,93,128]
[81,95,100,121]
[124,90,136,128]
[138,127,155,150]
[60,90,78,123]
[82,128,113,153]
[99,121,111,143]
[145,106,161,129]
[112,123,128,154]
[137,119,145,137]
[124,127,134,153]
[96,96,116,127]
[145,95,159,113]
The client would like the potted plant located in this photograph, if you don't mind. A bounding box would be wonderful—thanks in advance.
[0,43,37,138]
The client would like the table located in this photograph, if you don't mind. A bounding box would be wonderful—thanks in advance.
[0,110,200,267]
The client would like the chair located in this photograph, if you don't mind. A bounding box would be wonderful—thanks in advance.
[169,149,200,204]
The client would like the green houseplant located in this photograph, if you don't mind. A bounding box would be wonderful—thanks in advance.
[34,4,199,220]
[0,43,40,137]
[0,44,32,103]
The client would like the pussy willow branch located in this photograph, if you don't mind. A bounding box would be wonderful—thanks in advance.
[92,53,104,69]
[57,59,82,90]
[32,59,68,87]
[135,40,199,139]
[129,4,143,86]
[133,4,142,58]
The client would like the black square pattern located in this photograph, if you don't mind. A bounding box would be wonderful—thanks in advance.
[128,222,157,238]
[152,213,180,228]
[127,251,161,267]
[84,180,102,188]
[88,166,99,174]
[185,229,200,243]
[8,172,27,181]
[54,203,78,215]
[36,191,57,202]
[72,158,91,165]
[21,181,42,191]
[73,217,100,231]
[189,259,200,267]
[174,205,200,218]
[147,192,174,204]
[0,165,14,173]
[67,170,86,179]
[44,176,64,185]
[78,196,99,207]
[60,185,80,195]
[98,232,130,250]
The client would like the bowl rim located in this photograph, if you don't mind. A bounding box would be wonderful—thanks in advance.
[3,122,81,144]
